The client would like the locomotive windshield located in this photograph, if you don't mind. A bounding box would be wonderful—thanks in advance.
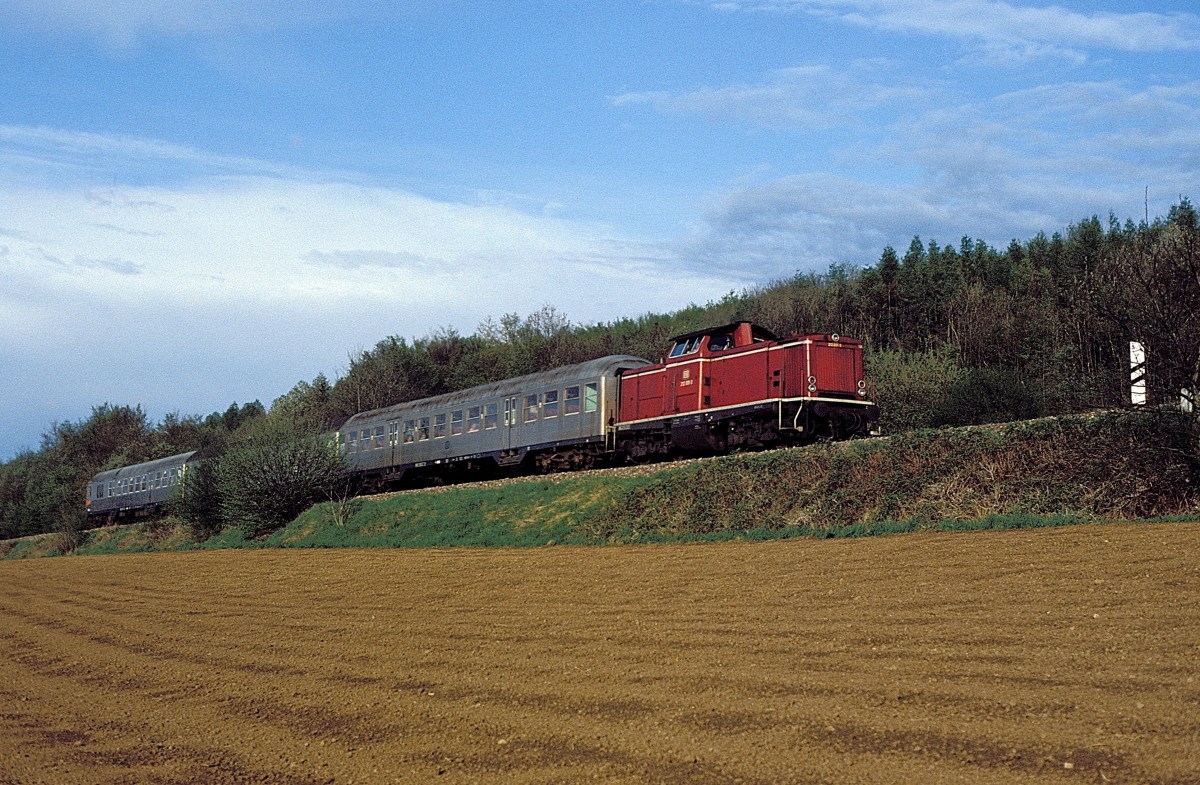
[669,336,702,358]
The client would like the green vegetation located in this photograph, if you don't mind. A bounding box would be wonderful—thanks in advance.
[3,200,1200,544]
[4,409,1193,559]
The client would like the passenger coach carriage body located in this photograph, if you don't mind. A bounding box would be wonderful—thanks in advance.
[86,451,196,524]
[339,354,651,488]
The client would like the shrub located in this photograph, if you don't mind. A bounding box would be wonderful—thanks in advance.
[217,427,347,537]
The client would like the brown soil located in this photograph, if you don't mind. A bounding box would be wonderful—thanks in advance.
[2,523,1198,785]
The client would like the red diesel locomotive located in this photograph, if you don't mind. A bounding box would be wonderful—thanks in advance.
[616,321,878,459]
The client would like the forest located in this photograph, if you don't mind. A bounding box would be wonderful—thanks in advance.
[3,200,1198,541]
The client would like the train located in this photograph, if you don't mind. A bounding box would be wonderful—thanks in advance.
[86,321,879,523]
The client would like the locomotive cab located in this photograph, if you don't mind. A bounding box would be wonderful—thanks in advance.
[666,322,775,361]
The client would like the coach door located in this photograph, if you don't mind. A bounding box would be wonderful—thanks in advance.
[503,396,519,449]
[388,420,401,466]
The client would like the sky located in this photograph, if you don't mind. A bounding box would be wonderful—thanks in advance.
[1,0,1198,461]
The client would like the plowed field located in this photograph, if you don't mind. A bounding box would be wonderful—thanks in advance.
[2,523,1198,785]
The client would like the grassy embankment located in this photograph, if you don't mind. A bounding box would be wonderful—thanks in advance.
[3,409,1196,559]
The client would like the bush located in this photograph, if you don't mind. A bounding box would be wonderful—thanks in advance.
[216,427,347,537]
[171,459,225,539]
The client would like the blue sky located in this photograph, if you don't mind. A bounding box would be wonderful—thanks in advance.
[1,0,1198,461]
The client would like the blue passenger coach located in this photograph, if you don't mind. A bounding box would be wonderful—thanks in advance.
[338,355,650,486]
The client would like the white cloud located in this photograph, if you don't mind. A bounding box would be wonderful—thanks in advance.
[677,74,1200,274]
[712,0,1200,60]
[611,62,929,129]
[0,0,422,48]
[0,125,739,459]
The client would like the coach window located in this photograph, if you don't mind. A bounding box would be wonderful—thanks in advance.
[484,403,498,430]
[451,410,463,436]
[565,386,580,415]
[374,426,385,448]
[584,382,599,412]
[524,394,539,422]
[403,420,416,444]
[434,413,447,439]
[467,406,482,433]
[346,431,358,453]
[543,390,559,418]
[107,480,115,497]
[418,417,430,441]
[388,422,399,446]
[359,430,370,451]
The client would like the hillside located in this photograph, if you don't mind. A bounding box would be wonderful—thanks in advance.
[3,409,1195,559]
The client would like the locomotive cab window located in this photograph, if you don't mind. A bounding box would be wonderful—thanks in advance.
[708,333,734,351]
[668,336,702,358]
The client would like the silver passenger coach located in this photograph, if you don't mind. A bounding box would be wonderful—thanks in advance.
[87,450,196,523]
[339,355,650,484]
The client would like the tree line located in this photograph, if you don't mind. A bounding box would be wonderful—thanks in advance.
[3,199,1197,542]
